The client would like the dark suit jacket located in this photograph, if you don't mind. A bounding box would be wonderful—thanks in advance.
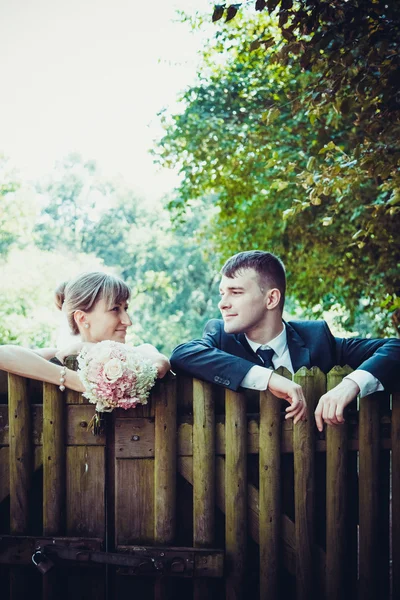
[170,319,400,392]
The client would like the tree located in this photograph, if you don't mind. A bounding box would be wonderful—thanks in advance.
[0,245,105,347]
[0,157,38,257]
[34,153,112,253]
[30,154,220,353]
[155,7,400,334]
[88,197,221,354]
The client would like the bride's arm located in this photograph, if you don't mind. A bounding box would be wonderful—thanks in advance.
[0,345,85,392]
[136,344,171,378]
[34,348,58,360]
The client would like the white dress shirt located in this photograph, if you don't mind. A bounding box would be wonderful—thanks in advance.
[240,323,383,396]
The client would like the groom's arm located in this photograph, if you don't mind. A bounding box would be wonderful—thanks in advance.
[334,333,400,392]
[170,320,256,391]
[171,320,307,424]
[314,325,400,431]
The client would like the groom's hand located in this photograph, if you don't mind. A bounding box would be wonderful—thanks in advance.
[314,379,359,432]
[267,372,307,425]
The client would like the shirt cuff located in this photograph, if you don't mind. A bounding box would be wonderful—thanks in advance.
[344,370,384,397]
[240,365,273,391]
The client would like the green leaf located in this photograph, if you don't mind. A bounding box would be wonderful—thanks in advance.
[262,107,280,124]
[318,141,336,154]
[306,156,316,171]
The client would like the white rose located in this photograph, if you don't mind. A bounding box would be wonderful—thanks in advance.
[103,358,123,382]
[93,341,115,363]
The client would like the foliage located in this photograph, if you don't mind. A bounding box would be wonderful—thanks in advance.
[0,246,105,347]
[33,154,101,253]
[0,157,39,257]
[0,156,220,354]
[155,6,400,335]
[86,198,221,354]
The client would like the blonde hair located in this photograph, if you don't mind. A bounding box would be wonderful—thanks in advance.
[55,272,130,335]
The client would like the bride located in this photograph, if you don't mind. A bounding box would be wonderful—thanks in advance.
[0,271,170,393]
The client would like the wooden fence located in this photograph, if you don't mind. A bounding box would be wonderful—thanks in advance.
[0,363,398,600]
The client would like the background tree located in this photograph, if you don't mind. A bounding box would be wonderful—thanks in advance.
[34,153,111,253]
[156,5,400,335]
[0,157,39,257]
[1,155,219,353]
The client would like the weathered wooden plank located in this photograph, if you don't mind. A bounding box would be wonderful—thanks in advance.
[177,373,195,415]
[177,455,326,582]
[0,404,9,445]
[175,414,392,458]
[114,417,154,457]
[66,446,105,538]
[193,379,215,600]
[358,392,380,600]
[154,376,177,544]
[67,405,106,446]
[0,368,7,398]
[0,446,10,503]
[65,568,106,600]
[378,394,390,600]
[225,389,247,600]
[43,382,65,535]
[293,367,325,600]
[326,366,351,600]
[1,404,42,447]
[193,379,215,546]
[64,356,84,406]
[259,388,281,600]
[393,392,400,600]
[177,419,193,456]
[8,374,32,534]
[35,446,43,471]
[116,458,154,544]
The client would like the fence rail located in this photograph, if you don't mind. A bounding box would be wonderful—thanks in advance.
[0,364,398,600]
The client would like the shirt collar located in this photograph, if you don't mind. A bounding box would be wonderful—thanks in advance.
[245,323,287,357]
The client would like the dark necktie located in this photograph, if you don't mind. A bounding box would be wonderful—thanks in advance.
[256,347,275,369]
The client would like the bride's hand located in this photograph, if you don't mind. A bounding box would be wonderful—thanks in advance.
[55,341,94,364]
[136,344,171,378]
[153,355,171,378]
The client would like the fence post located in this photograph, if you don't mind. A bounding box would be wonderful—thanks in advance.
[225,389,247,600]
[43,382,65,535]
[325,367,351,600]
[193,379,215,600]
[358,393,380,600]
[392,392,400,600]
[8,374,32,600]
[259,381,283,600]
[293,367,325,600]
[154,374,177,544]
[8,374,31,534]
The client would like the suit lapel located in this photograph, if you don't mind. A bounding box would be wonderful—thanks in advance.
[285,322,311,372]
[237,333,263,365]
[236,323,312,371]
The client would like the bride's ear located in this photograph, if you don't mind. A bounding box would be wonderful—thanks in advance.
[74,310,87,329]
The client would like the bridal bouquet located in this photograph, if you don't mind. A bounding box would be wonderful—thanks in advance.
[77,340,158,414]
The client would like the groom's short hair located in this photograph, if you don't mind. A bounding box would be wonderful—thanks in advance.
[221,251,286,309]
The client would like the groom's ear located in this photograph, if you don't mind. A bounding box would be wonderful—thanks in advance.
[266,288,281,310]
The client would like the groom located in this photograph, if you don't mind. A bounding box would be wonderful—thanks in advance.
[171,251,400,431]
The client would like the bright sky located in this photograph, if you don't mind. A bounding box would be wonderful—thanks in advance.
[0,0,213,200]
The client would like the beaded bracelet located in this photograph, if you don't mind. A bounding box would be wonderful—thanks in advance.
[59,367,67,392]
